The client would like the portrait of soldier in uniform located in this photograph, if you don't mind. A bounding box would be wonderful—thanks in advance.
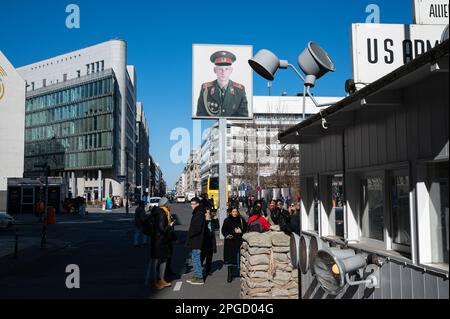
[196,51,249,118]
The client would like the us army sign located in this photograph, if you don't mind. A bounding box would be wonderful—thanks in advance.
[351,23,447,85]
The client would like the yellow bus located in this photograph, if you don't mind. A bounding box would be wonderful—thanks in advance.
[201,176,228,209]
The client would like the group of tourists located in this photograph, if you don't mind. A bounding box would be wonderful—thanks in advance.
[133,194,301,289]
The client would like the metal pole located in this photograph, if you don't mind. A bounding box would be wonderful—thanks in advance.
[41,164,48,249]
[218,118,227,240]
[257,159,261,200]
[302,85,307,121]
[126,154,129,215]
[140,163,144,201]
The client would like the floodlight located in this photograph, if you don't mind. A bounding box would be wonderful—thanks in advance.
[313,248,379,295]
[308,235,329,275]
[248,49,288,81]
[249,42,336,122]
[298,42,336,87]
[290,233,301,268]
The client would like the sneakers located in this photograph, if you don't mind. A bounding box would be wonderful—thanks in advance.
[187,277,204,285]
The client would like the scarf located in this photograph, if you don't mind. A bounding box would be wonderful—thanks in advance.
[161,206,172,224]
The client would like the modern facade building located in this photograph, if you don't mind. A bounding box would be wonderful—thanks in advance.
[135,102,149,200]
[17,40,137,202]
[280,40,449,299]
[200,95,341,197]
[0,51,25,211]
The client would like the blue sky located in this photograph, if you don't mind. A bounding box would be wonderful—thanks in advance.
[1,0,413,189]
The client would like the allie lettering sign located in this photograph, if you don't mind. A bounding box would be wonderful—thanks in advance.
[414,0,449,25]
[351,23,446,85]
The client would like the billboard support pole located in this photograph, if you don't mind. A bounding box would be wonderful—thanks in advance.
[218,118,227,240]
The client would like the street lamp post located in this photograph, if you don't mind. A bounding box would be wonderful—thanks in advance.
[140,162,144,200]
[126,152,129,215]
[35,162,49,249]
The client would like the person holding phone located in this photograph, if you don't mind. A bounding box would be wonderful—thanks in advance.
[222,207,247,283]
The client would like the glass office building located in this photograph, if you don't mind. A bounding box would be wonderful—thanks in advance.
[24,69,121,194]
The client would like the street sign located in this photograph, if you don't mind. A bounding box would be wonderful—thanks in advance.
[351,23,446,85]
[256,186,262,192]
[413,0,449,25]
[117,175,126,182]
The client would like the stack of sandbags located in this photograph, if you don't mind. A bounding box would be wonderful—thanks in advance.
[240,226,298,299]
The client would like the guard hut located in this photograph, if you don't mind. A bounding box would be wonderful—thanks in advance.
[7,177,66,215]
[280,40,449,299]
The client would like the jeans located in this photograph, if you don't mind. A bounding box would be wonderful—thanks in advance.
[191,249,203,279]
[134,227,148,246]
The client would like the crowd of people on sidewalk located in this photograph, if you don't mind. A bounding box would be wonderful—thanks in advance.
[132,193,301,290]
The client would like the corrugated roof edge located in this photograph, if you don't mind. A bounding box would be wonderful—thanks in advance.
[278,39,449,143]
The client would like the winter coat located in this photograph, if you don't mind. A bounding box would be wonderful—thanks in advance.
[247,214,271,232]
[287,213,300,235]
[222,215,247,265]
[150,206,171,259]
[187,206,206,249]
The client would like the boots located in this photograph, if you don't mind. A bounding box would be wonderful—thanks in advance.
[159,279,172,287]
[227,267,233,283]
[150,281,164,290]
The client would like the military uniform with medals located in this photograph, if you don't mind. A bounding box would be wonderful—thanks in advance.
[196,51,249,118]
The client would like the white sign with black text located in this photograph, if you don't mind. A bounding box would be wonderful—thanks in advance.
[413,0,449,25]
[351,23,446,85]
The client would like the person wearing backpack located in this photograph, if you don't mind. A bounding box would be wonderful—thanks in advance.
[222,207,247,283]
[247,203,271,233]
[133,201,148,247]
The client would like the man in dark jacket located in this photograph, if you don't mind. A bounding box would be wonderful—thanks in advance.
[187,197,206,285]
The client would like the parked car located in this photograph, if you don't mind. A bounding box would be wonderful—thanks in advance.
[148,197,162,208]
[176,196,186,203]
[0,212,15,230]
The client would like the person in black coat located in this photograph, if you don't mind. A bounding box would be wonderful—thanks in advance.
[222,207,247,283]
[201,207,219,279]
[187,197,206,285]
[148,198,174,289]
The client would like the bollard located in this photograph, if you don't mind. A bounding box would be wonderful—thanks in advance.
[14,227,19,259]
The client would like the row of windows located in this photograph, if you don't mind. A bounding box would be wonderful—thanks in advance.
[304,162,449,266]
[25,114,114,142]
[25,132,113,155]
[66,150,113,169]
[26,78,113,113]
[26,96,114,127]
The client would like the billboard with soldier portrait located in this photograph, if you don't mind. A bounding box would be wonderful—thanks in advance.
[192,44,253,119]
